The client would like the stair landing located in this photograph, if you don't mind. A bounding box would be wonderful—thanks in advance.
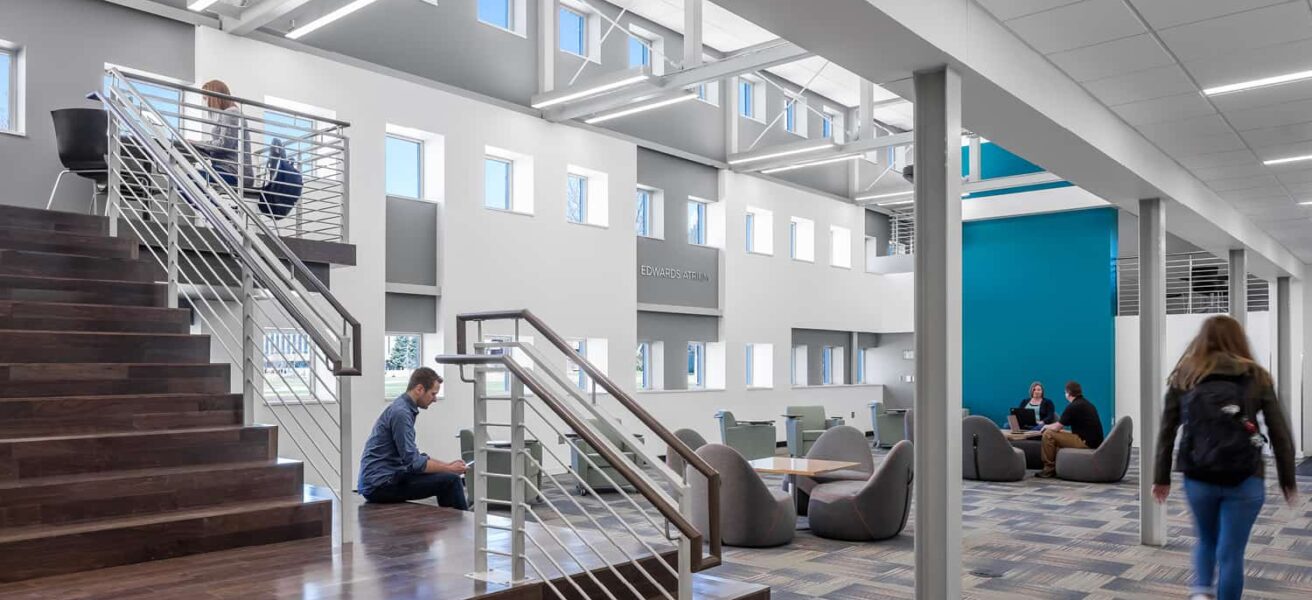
[0,502,769,600]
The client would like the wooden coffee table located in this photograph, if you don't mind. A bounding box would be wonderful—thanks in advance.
[748,457,860,517]
[1003,430,1043,441]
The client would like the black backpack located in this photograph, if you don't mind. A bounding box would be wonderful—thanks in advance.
[1178,373,1263,486]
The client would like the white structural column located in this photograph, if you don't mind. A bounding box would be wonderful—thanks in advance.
[683,0,703,68]
[1277,276,1292,415]
[1139,197,1167,547]
[858,79,875,143]
[1230,249,1248,326]
[912,66,963,600]
[538,0,557,94]
[724,76,740,155]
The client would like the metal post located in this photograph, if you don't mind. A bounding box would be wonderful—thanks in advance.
[472,370,490,576]
[967,135,982,183]
[858,79,874,144]
[338,369,355,545]
[1278,276,1292,416]
[510,375,527,583]
[340,140,351,243]
[677,487,693,600]
[166,182,180,309]
[241,237,257,425]
[1230,248,1248,326]
[107,117,121,237]
[538,0,556,94]
[1139,197,1167,547]
[912,66,963,600]
[724,76,740,156]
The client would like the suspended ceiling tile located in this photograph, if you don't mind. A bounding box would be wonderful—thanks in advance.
[1239,121,1312,149]
[1152,131,1247,157]
[1207,173,1279,191]
[1191,162,1271,181]
[1006,0,1145,54]
[1111,92,1216,126]
[1135,113,1233,140]
[1250,140,1312,162]
[1225,97,1312,131]
[1218,186,1291,202]
[1156,2,1312,62]
[1280,181,1312,196]
[1178,149,1260,170]
[1209,78,1312,113]
[1083,64,1197,106]
[976,0,1084,22]
[1180,37,1312,90]
[1127,0,1288,30]
[1274,167,1312,185]
[1047,34,1175,82]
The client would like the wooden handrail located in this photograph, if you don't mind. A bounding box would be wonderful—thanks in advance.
[452,309,722,568]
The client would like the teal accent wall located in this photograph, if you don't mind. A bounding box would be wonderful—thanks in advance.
[961,141,1044,180]
[963,207,1118,432]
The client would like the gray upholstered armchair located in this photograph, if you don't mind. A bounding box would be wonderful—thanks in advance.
[961,416,1026,482]
[807,440,914,541]
[795,425,875,513]
[666,428,707,477]
[688,443,795,547]
[564,419,645,495]
[715,410,777,460]
[870,402,908,448]
[457,429,544,506]
[783,405,844,457]
[1057,416,1133,483]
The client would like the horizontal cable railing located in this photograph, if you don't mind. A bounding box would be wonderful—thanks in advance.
[99,68,361,542]
[1116,252,1269,316]
[888,206,915,256]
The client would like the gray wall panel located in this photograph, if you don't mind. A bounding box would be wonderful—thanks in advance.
[866,332,915,408]
[637,310,718,390]
[866,209,891,257]
[0,0,195,210]
[385,292,437,333]
[385,196,439,286]
[792,328,855,385]
[636,148,720,309]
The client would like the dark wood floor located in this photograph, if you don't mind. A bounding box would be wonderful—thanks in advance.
[0,497,767,600]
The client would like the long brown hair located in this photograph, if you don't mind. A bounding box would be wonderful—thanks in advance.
[201,79,235,111]
[1167,315,1271,390]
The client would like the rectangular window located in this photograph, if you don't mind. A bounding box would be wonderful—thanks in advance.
[687,200,707,245]
[856,348,866,384]
[697,84,708,101]
[0,48,11,133]
[791,345,807,386]
[478,0,512,29]
[484,156,512,210]
[784,99,797,133]
[385,135,422,199]
[566,173,588,224]
[569,339,588,390]
[790,217,815,261]
[483,335,512,395]
[106,73,183,132]
[560,7,587,57]
[384,334,422,398]
[635,188,651,236]
[821,346,833,385]
[738,80,754,118]
[789,221,797,258]
[745,344,755,386]
[628,36,651,68]
[830,225,852,268]
[262,329,329,403]
[745,212,755,253]
[687,342,706,389]
[636,342,651,390]
[821,114,832,139]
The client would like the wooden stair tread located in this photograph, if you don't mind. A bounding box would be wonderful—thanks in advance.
[0,495,326,544]
[0,424,272,444]
[0,273,161,287]
[0,458,300,491]
[0,329,199,338]
[0,392,237,403]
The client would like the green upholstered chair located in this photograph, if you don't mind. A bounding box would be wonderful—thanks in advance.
[870,402,909,448]
[564,419,645,495]
[715,410,777,460]
[783,405,844,457]
[457,429,543,506]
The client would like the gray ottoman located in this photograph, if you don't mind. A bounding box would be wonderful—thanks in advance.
[1011,439,1043,470]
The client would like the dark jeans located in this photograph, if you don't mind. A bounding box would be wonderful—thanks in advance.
[1184,476,1265,600]
[364,472,469,510]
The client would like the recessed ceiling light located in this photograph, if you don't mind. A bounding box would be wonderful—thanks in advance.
[854,190,913,202]
[1300,201,1312,206]
[1263,154,1312,166]
[1203,69,1312,96]
[187,0,219,10]
[286,0,378,40]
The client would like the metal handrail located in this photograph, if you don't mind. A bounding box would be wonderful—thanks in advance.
[113,68,351,127]
[101,69,362,375]
[452,309,722,570]
[434,353,712,573]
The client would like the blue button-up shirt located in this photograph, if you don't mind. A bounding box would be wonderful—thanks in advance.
[358,393,430,497]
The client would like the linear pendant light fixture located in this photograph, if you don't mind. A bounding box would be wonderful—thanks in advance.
[728,142,835,166]
[187,0,220,10]
[760,154,860,174]
[585,93,698,124]
[1204,68,1312,96]
[1264,154,1312,166]
[531,74,651,109]
[286,0,378,40]
[854,190,913,203]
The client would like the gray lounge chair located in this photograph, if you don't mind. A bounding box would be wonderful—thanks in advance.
[715,410,777,460]
[808,440,914,541]
[795,425,875,513]
[688,443,795,547]
[870,402,908,448]
[457,429,543,505]
[961,416,1026,481]
[564,419,645,495]
[784,405,844,457]
[667,428,707,477]
[1057,416,1133,483]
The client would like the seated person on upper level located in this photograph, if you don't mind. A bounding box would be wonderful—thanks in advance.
[359,367,468,509]
[1036,380,1105,479]
[1016,381,1057,430]
[197,79,254,190]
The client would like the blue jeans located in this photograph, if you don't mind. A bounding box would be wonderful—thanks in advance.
[1184,476,1265,600]
[364,472,469,510]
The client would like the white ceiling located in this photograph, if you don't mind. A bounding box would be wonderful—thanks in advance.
[978,0,1312,262]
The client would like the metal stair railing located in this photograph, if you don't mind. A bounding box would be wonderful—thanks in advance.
[434,309,723,600]
[1115,251,1270,316]
[96,68,362,543]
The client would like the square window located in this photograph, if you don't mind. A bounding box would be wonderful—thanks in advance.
[560,7,587,57]
[687,200,707,245]
[636,342,651,390]
[738,80,754,118]
[687,342,706,389]
[385,135,422,199]
[262,329,331,403]
[0,50,12,132]
[628,36,651,68]
[384,334,422,398]
[484,156,512,210]
[566,173,588,224]
[483,335,512,395]
[478,0,512,29]
[822,115,832,139]
[635,188,651,236]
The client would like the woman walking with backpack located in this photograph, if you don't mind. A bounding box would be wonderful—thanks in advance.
[1152,315,1297,600]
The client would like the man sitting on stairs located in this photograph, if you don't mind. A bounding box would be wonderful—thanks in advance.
[359,367,469,509]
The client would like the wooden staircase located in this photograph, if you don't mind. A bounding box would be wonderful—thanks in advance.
[0,204,331,583]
